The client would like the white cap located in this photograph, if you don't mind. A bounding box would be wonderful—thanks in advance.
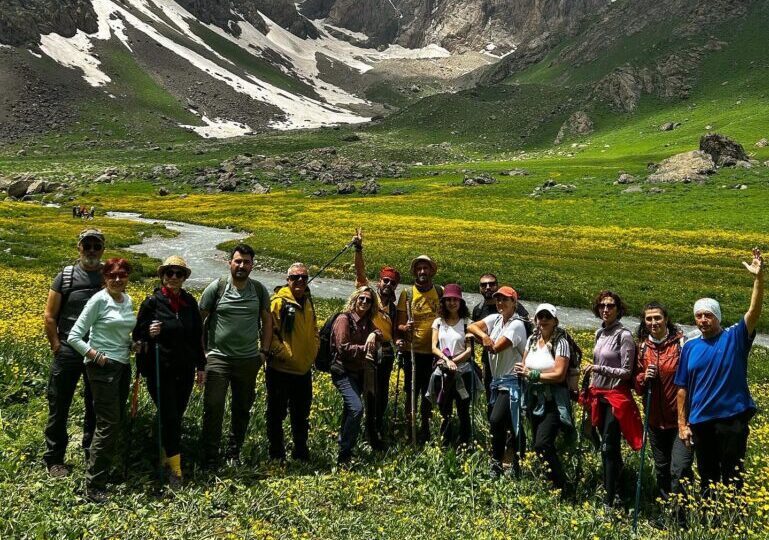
[535,303,557,319]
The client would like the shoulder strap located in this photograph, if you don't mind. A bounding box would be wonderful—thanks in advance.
[61,264,75,297]
[434,284,444,298]
[210,276,228,316]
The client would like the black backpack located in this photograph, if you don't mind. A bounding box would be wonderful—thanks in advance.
[315,312,351,373]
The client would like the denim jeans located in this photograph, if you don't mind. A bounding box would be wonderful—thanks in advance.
[332,371,364,459]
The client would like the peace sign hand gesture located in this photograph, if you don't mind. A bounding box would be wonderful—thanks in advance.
[742,247,764,277]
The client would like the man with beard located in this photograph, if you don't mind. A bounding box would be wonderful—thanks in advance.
[471,274,531,417]
[351,229,399,449]
[675,248,764,496]
[397,255,442,443]
[199,244,272,467]
[42,229,103,477]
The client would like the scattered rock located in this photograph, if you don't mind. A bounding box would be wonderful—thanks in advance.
[391,189,405,196]
[463,173,497,186]
[337,182,356,195]
[735,160,752,169]
[622,184,643,194]
[756,138,768,148]
[158,187,171,196]
[647,150,715,183]
[764,160,769,168]
[699,134,749,166]
[648,187,665,194]
[217,177,238,192]
[615,173,637,185]
[554,111,593,144]
[26,179,49,195]
[732,184,748,190]
[251,183,270,194]
[360,179,380,195]
[311,190,329,197]
[501,169,529,176]
[152,164,180,178]
[341,134,361,142]
[660,122,681,131]
[529,180,576,196]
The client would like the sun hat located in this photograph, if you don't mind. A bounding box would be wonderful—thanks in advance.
[441,283,464,301]
[492,286,518,300]
[410,255,437,276]
[157,255,192,279]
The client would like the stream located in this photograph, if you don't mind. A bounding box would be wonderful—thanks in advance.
[107,211,769,346]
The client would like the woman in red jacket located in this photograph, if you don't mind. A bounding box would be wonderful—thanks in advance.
[634,301,694,523]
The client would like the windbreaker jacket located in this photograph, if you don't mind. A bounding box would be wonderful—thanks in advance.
[634,332,684,430]
[269,286,319,375]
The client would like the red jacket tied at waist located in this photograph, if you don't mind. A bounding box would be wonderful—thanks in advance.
[580,386,643,451]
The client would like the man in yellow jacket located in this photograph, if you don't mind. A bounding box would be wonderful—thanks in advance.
[267,262,320,461]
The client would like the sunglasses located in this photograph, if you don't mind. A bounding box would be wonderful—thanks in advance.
[480,282,498,289]
[106,271,128,280]
[357,296,373,304]
[381,277,396,285]
[598,303,617,311]
[81,242,103,251]
[164,268,187,279]
[288,274,309,282]
[537,312,554,320]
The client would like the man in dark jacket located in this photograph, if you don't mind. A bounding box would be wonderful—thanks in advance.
[42,229,104,477]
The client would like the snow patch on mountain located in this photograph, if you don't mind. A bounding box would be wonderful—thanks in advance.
[39,31,111,87]
[180,116,252,138]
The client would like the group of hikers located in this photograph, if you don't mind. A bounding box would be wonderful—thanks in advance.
[43,227,764,525]
[72,205,96,219]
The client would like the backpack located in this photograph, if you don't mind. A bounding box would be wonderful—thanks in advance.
[315,312,351,373]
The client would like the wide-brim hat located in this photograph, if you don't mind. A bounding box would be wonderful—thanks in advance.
[157,255,191,279]
[410,255,437,276]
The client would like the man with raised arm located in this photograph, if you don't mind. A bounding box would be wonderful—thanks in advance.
[351,229,400,448]
[675,248,764,494]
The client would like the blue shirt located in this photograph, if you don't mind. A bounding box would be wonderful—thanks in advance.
[674,318,756,425]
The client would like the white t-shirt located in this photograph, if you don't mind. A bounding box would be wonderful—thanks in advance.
[525,336,570,371]
[431,317,469,357]
[482,313,526,378]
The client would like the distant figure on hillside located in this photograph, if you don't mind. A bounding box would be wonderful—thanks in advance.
[42,229,104,479]
[675,248,764,497]
[352,228,400,448]
[397,255,442,443]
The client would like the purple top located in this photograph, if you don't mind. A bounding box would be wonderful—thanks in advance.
[591,320,636,390]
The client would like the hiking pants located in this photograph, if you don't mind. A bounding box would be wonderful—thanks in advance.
[598,400,623,505]
[489,390,524,471]
[365,349,394,442]
[648,426,695,500]
[434,370,473,446]
[482,352,493,419]
[402,352,434,441]
[201,355,261,461]
[44,343,96,466]
[146,364,194,458]
[332,371,364,459]
[85,360,130,490]
[531,400,565,489]
[691,410,752,496]
[265,367,312,460]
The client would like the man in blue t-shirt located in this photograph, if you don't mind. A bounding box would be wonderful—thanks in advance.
[675,248,764,494]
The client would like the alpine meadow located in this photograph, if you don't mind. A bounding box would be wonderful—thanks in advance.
[1,0,769,539]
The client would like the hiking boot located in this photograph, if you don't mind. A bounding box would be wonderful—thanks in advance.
[291,446,310,462]
[224,448,241,467]
[86,487,108,504]
[48,464,70,478]
[369,438,388,452]
[489,461,503,480]
[167,472,183,490]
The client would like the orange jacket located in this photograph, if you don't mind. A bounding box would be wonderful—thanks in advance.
[634,332,683,430]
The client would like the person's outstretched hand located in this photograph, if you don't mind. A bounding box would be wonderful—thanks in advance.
[742,247,764,276]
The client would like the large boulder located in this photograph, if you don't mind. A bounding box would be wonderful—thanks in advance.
[647,150,715,183]
[251,182,271,194]
[7,179,33,198]
[699,134,748,167]
[26,179,49,194]
[360,179,380,195]
[337,182,356,195]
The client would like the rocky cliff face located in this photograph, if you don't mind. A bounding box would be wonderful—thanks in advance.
[0,0,98,46]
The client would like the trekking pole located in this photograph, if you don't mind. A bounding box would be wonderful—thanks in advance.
[154,339,164,484]
[124,370,141,476]
[516,374,527,476]
[574,371,592,494]
[633,374,654,531]
[405,297,417,446]
[307,241,354,284]
[392,349,401,430]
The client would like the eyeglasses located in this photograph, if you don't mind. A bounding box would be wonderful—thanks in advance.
[164,268,186,279]
[357,296,373,304]
[480,282,498,289]
[288,274,309,282]
[81,242,103,251]
[106,271,128,280]
[598,303,617,311]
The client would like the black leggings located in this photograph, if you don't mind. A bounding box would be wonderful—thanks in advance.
[146,366,194,457]
[490,391,525,468]
[598,400,623,505]
[435,370,473,446]
[531,401,565,489]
